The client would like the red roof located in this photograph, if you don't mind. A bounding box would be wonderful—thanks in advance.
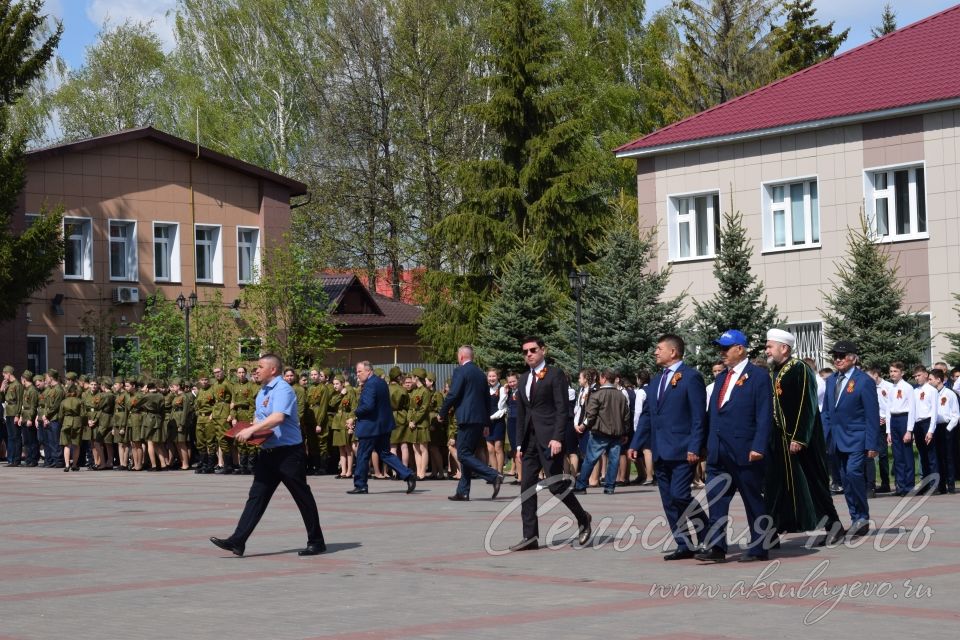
[615,4,960,156]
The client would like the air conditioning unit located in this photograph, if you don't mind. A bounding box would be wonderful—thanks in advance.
[112,287,140,304]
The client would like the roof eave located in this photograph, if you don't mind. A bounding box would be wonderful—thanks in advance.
[615,96,960,159]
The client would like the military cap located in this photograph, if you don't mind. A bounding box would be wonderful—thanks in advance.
[22,370,34,382]
[389,366,403,381]
[100,376,113,386]
[169,377,182,386]
[322,368,333,378]
[197,370,210,379]
[66,372,78,381]
[2,365,14,374]
[334,374,345,383]
[374,368,385,377]
[125,377,137,385]
[47,369,60,380]
[424,371,436,382]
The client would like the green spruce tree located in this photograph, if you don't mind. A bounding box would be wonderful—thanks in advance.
[687,210,783,372]
[871,4,897,38]
[821,217,925,369]
[558,212,684,377]
[771,0,848,77]
[475,243,566,373]
[0,0,64,322]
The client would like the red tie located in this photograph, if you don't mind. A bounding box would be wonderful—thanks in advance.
[717,369,732,410]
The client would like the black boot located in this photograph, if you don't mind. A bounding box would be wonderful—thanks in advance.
[204,453,216,474]
[194,453,206,474]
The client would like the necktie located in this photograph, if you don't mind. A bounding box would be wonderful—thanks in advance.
[658,368,670,405]
[529,369,538,399]
[835,373,844,406]
[717,369,732,409]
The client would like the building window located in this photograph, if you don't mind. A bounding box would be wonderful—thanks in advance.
[763,178,819,251]
[195,225,223,284]
[63,218,93,280]
[668,191,720,261]
[153,223,180,282]
[64,336,95,375]
[27,335,47,374]
[785,321,823,369]
[237,227,260,284]
[864,164,927,241]
[25,213,40,229]
[111,336,140,376]
[239,337,262,360]
[109,220,138,281]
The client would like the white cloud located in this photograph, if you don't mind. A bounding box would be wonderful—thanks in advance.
[86,0,178,51]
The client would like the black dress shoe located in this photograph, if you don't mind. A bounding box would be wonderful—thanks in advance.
[346,487,368,494]
[405,476,416,494]
[571,487,587,495]
[298,542,326,556]
[210,537,244,557]
[818,522,847,546]
[694,548,725,562]
[491,474,504,499]
[876,485,892,494]
[577,513,592,546]
[508,537,539,552]
[739,553,769,563]
[448,493,469,501]
[664,548,697,561]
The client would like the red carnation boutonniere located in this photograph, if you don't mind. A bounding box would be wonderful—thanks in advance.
[341,397,350,409]
[920,391,925,401]
[847,380,855,394]
[217,388,225,400]
[131,397,139,407]
[736,372,749,387]
[415,395,423,407]
[94,397,101,408]
[941,396,948,406]
[536,368,548,381]
[671,372,682,387]
[881,390,887,397]
[896,389,903,399]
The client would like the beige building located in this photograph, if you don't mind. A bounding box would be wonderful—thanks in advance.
[616,6,960,366]
[3,127,306,374]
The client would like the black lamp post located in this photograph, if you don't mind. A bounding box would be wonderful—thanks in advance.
[568,270,590,372]
[176,291,198,378]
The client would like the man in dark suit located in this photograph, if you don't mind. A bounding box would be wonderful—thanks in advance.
[511,337,591,552]
[695,330,775,563]
[628,334,707,560]
[347,361,416,495]
[438,345,502,500]
[820,341,882,537]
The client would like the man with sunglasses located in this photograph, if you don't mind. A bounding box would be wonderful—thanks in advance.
[821,341,882,538]
[511,337,592,552]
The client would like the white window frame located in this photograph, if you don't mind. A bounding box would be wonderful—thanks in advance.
[761,176,821,253]
[784,321,824,369]
[27,334,48,374]
[108,219,138,282]
[194,224,223,284]
[666,189,721,262]
[153,222,181,283]
[236,226,261,285]
[63,335,95,376]
[63,217,93,281]
[863,161,928,243]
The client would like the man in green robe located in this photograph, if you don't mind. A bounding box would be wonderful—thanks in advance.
[764,329,844,545]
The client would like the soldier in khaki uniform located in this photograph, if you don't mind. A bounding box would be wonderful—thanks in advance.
[328,375,355,478]
[387,367,411,474]
[59,383,84,472]
[18,371,40,466]
[194,372,217,474]
[85,378,112,469]
[169,378,194,470]
[229,366,259,475]
[210,367,234,474]
[140,381,167,470]
[127,378,147,470]
[426,372,447,479]
[407,368,432,480]
[306,368,332,475]
[3,365,23,466]
[40,370,65,468]
[113,379,132,470]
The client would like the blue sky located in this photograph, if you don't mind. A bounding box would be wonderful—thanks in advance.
[48,0,960,70]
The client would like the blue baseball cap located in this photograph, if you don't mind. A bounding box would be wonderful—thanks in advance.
[714,329,748,347]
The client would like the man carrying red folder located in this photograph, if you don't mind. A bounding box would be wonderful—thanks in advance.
[210,354,326,557]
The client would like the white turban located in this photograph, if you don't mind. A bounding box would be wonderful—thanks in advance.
[766,328,796,348]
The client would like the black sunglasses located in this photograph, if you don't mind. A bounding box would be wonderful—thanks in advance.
[522,347,539,355]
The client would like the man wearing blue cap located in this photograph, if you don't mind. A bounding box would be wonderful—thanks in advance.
[628,334,708,560]
[696,330,774,563]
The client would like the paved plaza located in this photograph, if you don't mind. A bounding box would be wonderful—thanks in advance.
[1,467,959,639]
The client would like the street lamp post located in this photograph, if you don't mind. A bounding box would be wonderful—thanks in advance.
[568,270,590,372]
[176,291,198,379]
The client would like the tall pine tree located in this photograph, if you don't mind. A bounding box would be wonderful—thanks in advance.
[771,0,848,77]
[687,210,782,372]
[558,212,684,377]
[821,217,925,369]
[871,4,897,38]
[475,243,567,373]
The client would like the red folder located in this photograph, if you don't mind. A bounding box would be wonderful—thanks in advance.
[224,421,271,446]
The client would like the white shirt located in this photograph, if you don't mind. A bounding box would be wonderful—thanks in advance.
[490,384,508,420]
[633,388,645,430]
[573,385,590,425]
[525,361,546,398]
[876,378,894,423]
[720,358,749,407]
[887,379,917,434]
[937,386,960,432]
[915,382,939,431]
[705,381,715,412]
[815,375,826,412]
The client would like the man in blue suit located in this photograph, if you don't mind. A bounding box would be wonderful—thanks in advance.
[821,341,882,537]
[438,345,503,500]
[347,361,416,495]
[696,330,775,563]
[628,334,708,560]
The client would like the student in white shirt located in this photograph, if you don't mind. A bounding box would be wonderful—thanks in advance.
[912,365,939,491]
[887,362,917,496]
[867,366,894,493]
[930,368,958,494]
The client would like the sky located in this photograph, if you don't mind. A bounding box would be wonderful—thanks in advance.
[46,0,960,70]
